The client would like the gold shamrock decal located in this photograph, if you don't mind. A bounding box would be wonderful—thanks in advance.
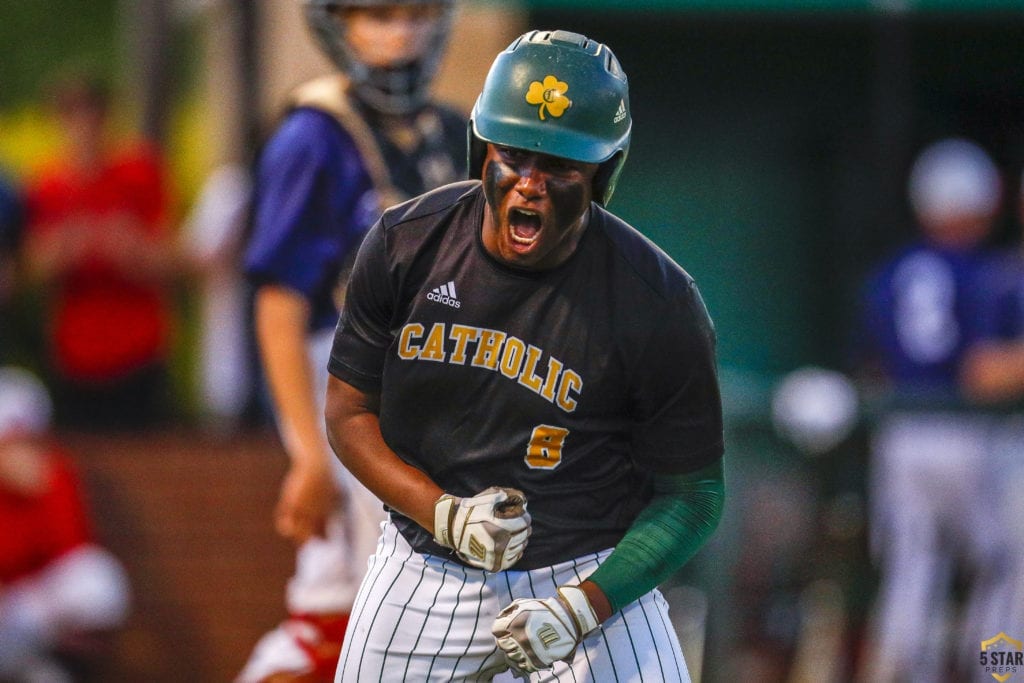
[525,75,571,121]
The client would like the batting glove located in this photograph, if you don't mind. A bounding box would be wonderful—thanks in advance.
[433,486,531,571]
[491,585,600,673]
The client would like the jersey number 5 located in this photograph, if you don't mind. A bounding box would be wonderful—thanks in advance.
[525,425,569,470]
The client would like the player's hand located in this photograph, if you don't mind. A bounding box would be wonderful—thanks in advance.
[433,486,531,571]
[491,585,600,673]
[275,462,338,544]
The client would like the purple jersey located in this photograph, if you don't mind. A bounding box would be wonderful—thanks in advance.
[245,103,466,332]
[859,240,1003,393]
[977,251,1024,341]
[329,182,724,568]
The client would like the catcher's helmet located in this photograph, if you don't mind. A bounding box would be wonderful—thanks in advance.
[304,0,454,116]
[469,30,631,205]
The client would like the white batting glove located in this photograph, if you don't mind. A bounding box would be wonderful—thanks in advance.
[433,486,531,571]
[491,585,600,673]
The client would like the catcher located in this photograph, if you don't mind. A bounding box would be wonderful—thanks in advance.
[325,29,725,681]
[238,1,466,680]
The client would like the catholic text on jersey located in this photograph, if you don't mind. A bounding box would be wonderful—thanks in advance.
[396,321,582,413]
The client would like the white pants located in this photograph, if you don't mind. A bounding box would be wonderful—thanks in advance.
[987,416,1024,649]
[287,328,388,614]
[335,521,692,682]
[183,163,253,428]
[0,545,131,678]
[237,330,387,682]
[865,411,1005,682]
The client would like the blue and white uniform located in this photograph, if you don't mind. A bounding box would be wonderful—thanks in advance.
[860,240,998,392]
[858,239,1009,681]
[969,250,1024,656]
[239,86,466,681]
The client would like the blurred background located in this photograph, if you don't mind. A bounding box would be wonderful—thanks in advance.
[2,0,1024,681]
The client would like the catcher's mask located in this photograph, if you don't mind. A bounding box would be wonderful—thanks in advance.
[304,0,454,116]
[468,29,632,206]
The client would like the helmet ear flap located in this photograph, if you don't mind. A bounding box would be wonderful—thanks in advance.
[468,126,487,180]
[593,151,627,206]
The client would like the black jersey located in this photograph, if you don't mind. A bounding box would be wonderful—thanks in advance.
[329,182,723,569]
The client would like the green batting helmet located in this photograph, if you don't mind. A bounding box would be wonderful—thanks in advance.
[469,30,631,205]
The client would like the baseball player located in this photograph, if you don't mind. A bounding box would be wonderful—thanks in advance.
[957,168,1024,666]
[238,1,466,681]
[325,30,725,681]
[856,138,1009,682]
[0,366,131,680]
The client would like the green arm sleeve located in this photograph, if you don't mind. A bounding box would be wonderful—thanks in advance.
[586,459,725,614]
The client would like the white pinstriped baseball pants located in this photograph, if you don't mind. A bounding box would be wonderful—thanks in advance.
[335,520,692,682]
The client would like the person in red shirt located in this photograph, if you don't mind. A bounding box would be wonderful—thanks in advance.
[0,365,131,679]
[23,73,179,429]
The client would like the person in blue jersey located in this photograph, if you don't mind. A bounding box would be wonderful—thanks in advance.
[238,2,466,681]
[859,139,1004,395]
[856,137,1009,683]
[325,30,725,681]
[957,169,1024,671]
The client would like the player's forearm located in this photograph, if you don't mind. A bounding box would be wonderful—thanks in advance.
[578,580,613,622]
[325,375,443,531]
[586,459,724,614]
[961,341,1024,404]
[255,286,332,469]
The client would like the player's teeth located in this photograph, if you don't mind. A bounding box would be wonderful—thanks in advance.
[510,209,541,244]
[511,231,537,244]
[511,224,539,244]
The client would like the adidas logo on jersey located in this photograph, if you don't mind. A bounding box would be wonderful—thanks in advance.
[613,99,627,123]
[427,280,461,308]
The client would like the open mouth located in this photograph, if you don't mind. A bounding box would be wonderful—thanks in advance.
[508,208,542,245]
